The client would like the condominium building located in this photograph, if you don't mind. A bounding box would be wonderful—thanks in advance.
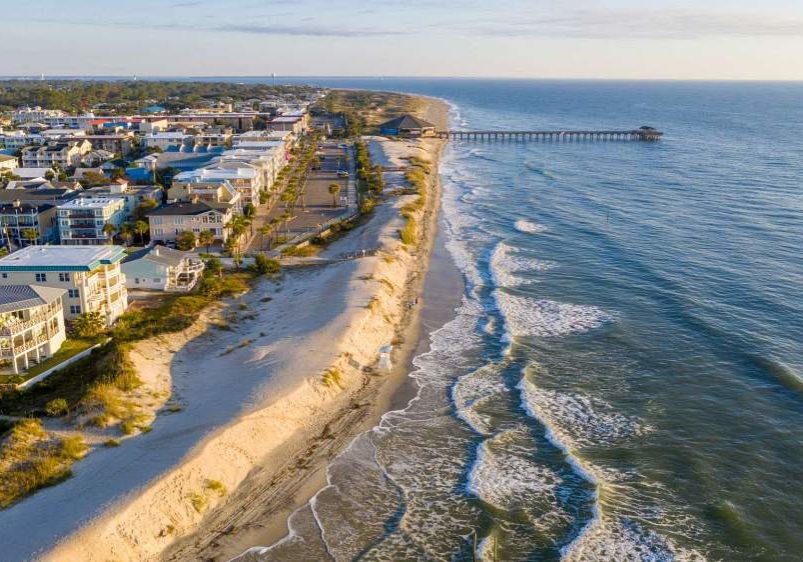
[0,285,67,374]
[21,140,92,168]
[147,201,233,245]
[0,202,59,247]
[0,245,128,325]
[0,154,18,171]
[172,165,263,207]
[57,197,126,245]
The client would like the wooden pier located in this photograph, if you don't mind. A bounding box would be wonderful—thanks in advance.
[435,127,663,142]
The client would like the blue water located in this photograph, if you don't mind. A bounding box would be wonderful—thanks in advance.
[240,79,803,561]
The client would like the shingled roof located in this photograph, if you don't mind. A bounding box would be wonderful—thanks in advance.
[379,114,436,131]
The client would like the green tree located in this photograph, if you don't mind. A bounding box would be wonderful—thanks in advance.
[198,229,214,253]
[134,220,149,245]
[119,223,134,246]
[204,256,223,279]
[176,230,197,251]
[243,202,256,218]
[135,197,159,219]
[102,223,116,243]
[71,311,105,338]
[253,253,280,276]
[20,228,38,246]
[328,183,341,207]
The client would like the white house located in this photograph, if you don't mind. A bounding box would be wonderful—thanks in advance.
[0,285,68,375]
[21,140,92,168]
[147,201,233,245]
[122,246,205,292]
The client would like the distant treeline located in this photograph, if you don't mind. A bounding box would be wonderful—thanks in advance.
[0,80,319,113]
[319,90,422,137]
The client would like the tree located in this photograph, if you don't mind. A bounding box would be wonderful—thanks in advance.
[204,256,223,279]
[78,170,108,188]
[328,183,341,207]
[20,228,38,246]
[198,229,214,253]
[119,222,134,246]
[71,311,105,338]
[102,223,116,244]
[134,220,149,245]
[111,167,126,180]
[176,230,197,251]
[243,202,256,218]
[135,197,159,219]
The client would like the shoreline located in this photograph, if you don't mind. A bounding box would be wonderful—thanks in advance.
[6,95,452,562]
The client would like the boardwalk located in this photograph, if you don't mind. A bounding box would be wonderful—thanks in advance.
[436,127,663,141]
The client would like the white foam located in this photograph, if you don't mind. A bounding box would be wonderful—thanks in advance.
[514,219,549,234]
[496,292,613,339]
[451,361,508,434]
[490,242,555,288]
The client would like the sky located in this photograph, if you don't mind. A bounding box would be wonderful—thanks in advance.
[2,0,803,80]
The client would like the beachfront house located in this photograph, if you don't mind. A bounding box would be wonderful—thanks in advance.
[378,115,436,137]
[0,245,129,325]
[147,201,233,246]
[122,245,205,292]
[0,201,59,247]
[0,285,67,374]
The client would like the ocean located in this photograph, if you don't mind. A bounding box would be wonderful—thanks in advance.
[237,79,803,561]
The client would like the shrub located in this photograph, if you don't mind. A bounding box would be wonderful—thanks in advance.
[204,479,227,497]
[70,312,106,338]
[253,253,281,275]
[322,367,343,389]
[400,217,417,245]
[188,492,207,513]
[44,398,69,417]
[58,435,88,460]
[104,439,120,447]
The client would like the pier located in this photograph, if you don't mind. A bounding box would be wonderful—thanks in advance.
[435,127,663,141]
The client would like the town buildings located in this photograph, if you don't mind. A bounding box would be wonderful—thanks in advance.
[21,140,93,168]
[0,201,59,247]
[0,245,129,325]
[147,201,233,245]
[57,196,126,245]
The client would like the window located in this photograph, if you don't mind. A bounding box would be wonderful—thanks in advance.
[68,289,79,298]
[1,273,6,279]
[58,272,69,282]
[69,305,81,314]
[154,278,161,283]
[35,273,47,282]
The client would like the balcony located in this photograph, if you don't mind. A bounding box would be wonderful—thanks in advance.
[0,309,59,337]
[0,333,50,358]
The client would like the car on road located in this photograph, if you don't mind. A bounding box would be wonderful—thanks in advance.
[338,143,349,149]
[337,170,349,178]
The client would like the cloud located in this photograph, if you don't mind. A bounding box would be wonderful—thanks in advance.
[454,10,803,39]
[214,23,408,37]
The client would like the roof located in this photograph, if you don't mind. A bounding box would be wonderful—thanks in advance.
[0,202,55,213]
[12,168,51,179]
[0,188,77,204]
[0,245,127,271]
[379,114,436,131]
[0,285,67,314]
[147,201,227,217]
[123,245,199,268]
[0,155,17,163]
[58,196,125,210]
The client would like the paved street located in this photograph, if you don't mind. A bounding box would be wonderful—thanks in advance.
[246,140,356,253]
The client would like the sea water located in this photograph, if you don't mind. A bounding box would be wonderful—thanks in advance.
[237,79,803,561]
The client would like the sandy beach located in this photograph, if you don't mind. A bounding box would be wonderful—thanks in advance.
[0,96,449,562]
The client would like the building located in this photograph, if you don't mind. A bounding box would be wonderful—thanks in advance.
[147,201,233,245]
[140,132,195,151]
[0,285,67,374]
[0,154,18,171]
[0,245,128,325]
[122,245,205,292]
[0,131,44,150]
[69,135,134,156]
[172,166,262,207]
[21,140,93,168]
[12,107,66,125]
[0,202,59,247]
[0,186,79,207]
[57,197,126,245]
[268,116,305,134]
[81,180,162,220]
[8,167,51,181]
[378,115,436,137]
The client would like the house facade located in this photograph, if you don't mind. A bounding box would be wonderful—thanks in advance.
[0,245,129,325]
[122,246,205,292]
[147,201,233,245]
[0,285,67,375]
[0,202,59,247]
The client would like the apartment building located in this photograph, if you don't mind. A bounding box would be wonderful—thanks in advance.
[57,196,126,245]
[172,165,263,207]
[12,107,65,125]
[0,154,18,171]
[0,285,67,374]
[0,131,44,150]
[0,202,59,247]
[147,201,233,245]
[0,245,129,325]
[140,132,196,151]
[21,140,92,168]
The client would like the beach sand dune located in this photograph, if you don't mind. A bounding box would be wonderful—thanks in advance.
[0,99,448,562]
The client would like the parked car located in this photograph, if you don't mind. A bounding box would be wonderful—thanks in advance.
[337,170,349,178]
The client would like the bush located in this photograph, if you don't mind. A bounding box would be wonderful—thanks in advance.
[253,253,281,275]
[188,492,207,513]
[70,312,105,338]
[400,217,417,245]
[44,398,69,417]
[205,478,227,497]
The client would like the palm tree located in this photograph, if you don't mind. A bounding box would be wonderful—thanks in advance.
[134,220,149,245]
[198,229,214,253]
[102,223,117,244]
[119,223,134,246]
[328,183,341,207]
[20,228,38,247]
